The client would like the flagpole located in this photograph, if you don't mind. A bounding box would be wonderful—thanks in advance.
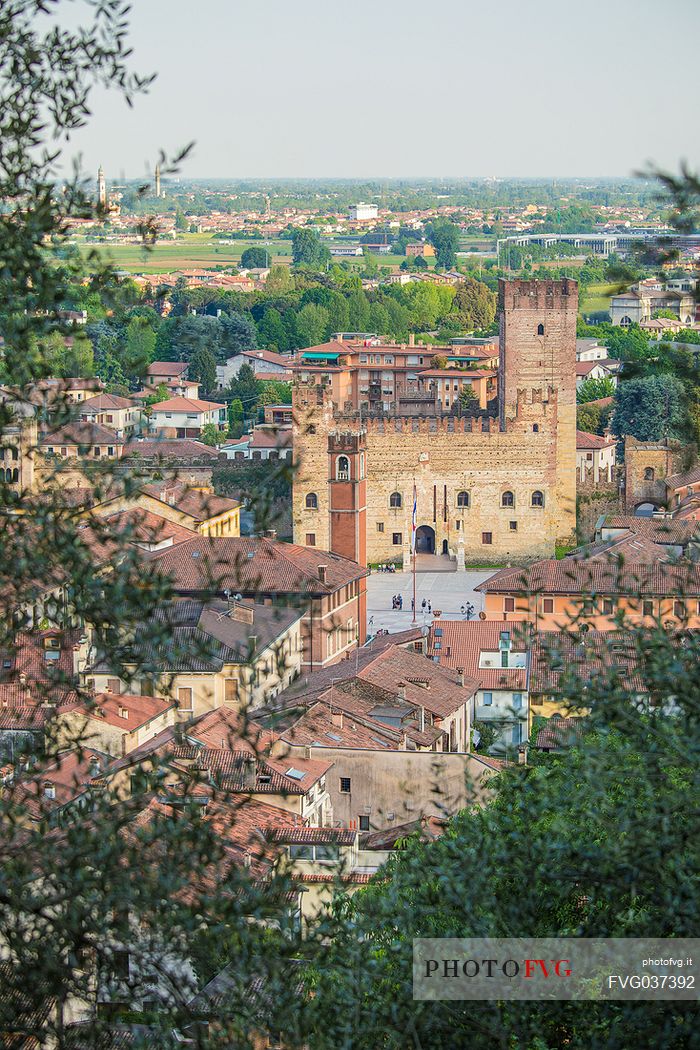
[411,481,417,624]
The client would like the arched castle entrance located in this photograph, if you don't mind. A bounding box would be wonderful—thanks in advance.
[415,525,435,553]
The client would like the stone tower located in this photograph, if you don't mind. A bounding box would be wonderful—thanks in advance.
[499,277,578,546]
[97,165,106,207]
[327,430,367,568]
[154,163,161,198]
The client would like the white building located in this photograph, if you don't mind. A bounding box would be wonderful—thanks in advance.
[216,349,292,390]
[348,203,378,221]
[149,396,227,439]
[576,430,616,484]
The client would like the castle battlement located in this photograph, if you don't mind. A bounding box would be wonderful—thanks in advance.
[498,277,578,312]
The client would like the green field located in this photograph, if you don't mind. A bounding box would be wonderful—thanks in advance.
[580,282,617,316]
[73,233,292,273]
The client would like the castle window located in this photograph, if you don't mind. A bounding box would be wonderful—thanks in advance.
[376,522,384,532]
[644,467,655,481]
[509,520,517,531]
[537,323,545,336]
[531,490,544,508]
[392,532,402,545]
[336,455,350,481]
[456,490,469,508]
[389,491,402,509]
[482,532,492,545]
[306,533,316,547]
[533,424,539,433]
[305,492,318,509]
[501,491,514,508]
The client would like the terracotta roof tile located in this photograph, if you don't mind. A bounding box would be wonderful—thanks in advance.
[476,558,700,598]
[146,536,368,596]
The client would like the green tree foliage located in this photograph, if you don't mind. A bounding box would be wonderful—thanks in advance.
[199,421,221,446]
[291,227,331,269]
[576,376,617,403]
[189,345,217,396]
[428,220,460,268]
[603,324,650,361]
[258,307,290,351]
[124,316,157,380]
[577,401,612,435]
[259,381,292,405]
[450,277,497,331]
[227,363,262,411]
[240,246,269,269]
[613,374,693,442]
[413,255,428,270]
[295,303,330,348]
[266,264,294,294]
[174,207,188,232]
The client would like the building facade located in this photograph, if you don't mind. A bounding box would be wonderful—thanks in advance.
[293,279,578,565]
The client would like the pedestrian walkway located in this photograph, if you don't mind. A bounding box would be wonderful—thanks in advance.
[366,568,496,636]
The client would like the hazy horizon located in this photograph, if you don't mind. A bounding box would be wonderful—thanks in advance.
[62,0,700,182]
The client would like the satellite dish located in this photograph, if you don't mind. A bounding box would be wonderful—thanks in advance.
[234,593,243,601]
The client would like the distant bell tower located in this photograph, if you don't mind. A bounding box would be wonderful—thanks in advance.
[97,165,106,207]
[327,430,367,568]
[154,163,161,198]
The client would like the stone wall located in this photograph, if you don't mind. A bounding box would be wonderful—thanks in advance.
[293,279,578,566]
[623,438,692,512]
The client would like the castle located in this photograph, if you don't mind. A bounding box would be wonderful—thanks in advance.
[292,279,578,567]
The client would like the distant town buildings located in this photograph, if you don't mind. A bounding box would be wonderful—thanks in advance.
[610,278,697,327]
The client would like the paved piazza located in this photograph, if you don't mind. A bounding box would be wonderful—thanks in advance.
[366,564,497,636]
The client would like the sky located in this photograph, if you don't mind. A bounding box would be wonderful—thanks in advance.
[62,0,700,181]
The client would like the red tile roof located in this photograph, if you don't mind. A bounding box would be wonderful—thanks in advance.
[39,421,123,446]
[121,438,220,460]
[476,558,700,597]
[71,691,176,730]
[79,393,138,412]
[147,361,188,377]
[150,396,225,413]
[427,620,529,691]
[146,536,368,596]
[576,430,614,449]
[535,716,587,750]
[141,481,240,522]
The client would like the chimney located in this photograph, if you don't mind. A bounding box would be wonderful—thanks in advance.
[457,668,465,687]
[397,685,406,701]
[263,529,277,539]
[331,710,344,728]
[408,334,415,347]
[119,705,128,720]
[318,565,328,584]
[420,707,425,733]
[43,782,56,800]
[249,635,258,652]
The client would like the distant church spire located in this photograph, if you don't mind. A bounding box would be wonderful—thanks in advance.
[97,164,106,207]
[154,162,161,199]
